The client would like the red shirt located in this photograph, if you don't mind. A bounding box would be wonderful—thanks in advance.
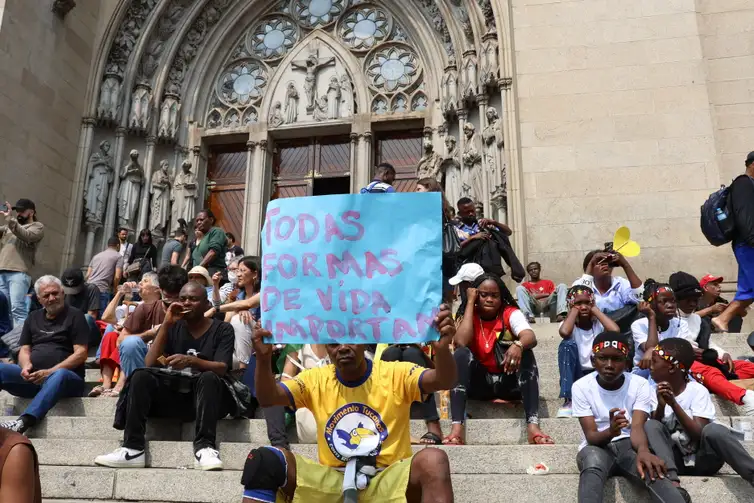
[470,306,517,373]
[522,280,555,296]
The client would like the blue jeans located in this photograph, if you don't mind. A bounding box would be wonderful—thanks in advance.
[119,337,148,378]
[558,338,584,400]
[0,271,31,328]
[98,291,111,319]
[0,363,85,420]
[516,283,568,320]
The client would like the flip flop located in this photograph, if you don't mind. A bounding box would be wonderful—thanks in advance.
[442,434,465,445]
[88,385,104,398]
[529,433,555,445]
[418,432,442,445]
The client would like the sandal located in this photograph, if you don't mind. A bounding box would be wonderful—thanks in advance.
[101,388,120,398]
[529,433,555,445]
[418,432,442,445]
[88,385,104,398]
[442,434,465,445]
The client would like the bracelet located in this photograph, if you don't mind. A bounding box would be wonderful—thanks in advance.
[213,300,222,309]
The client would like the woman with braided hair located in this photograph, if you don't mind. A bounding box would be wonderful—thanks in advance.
[557,285,620,417]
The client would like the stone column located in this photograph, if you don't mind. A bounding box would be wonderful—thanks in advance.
[136,136,157,232]
[457,110,467,200]
[101,126,127,248]
[62,117,96,269]
[83,223,98,266]
[359,131,373,189]
[241,140,257,250]
[349,132,359,191]
[498,77,513,226]
[245,140,268,255]
[477,94,491,216]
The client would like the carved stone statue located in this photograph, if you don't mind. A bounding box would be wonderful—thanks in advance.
[130,83,152,130]
[171,160,198,230]
[116,149,144,230]
[158,94,180,141]
[462,122,483,205]
[326,76,341,119]
[313,95,329,122]
[284,82,299,123]
[483,107,505,191]
[462,51,478,100]
[416,140,443,182]
[340,73,353,117]
[441,58,458,116]
[442,135,462,210]
[291,49,335,113]
[269,101,284,127]
[98,70,122,121]
[83,141,114,226]
[149,160,171,237]
[481,33,499,86]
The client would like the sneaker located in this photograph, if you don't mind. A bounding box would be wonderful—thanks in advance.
[0,419,25,433]
[94,447,145,468]
[557,402,573,418]
[742,390,754,416]
[194,447,223,471]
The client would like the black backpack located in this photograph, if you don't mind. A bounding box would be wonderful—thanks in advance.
[700,184,735,246]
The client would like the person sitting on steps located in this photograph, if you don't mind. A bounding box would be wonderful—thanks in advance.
[572,331,689,503]
[631,281,683,379]
[242,305,458,503]
[697,274,745,333]
[445,274,554,446]
[646,337,754,488]
[557,285,620,418]
[516,261,568,323]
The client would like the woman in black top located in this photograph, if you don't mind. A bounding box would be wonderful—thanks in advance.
[127,229,158,279]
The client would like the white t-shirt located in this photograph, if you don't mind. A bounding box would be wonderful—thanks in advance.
[677,311,727,357]
[572,372,653,451]
[508,309,533,336]
[114,303,138,324]
[649,380,716,466]
[631,317,682,367]
[560,319,603,370]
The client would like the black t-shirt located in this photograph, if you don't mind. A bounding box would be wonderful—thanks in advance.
[730,174,754,246]
[66,284,100,314]
[163,319,234,370]
[19,305,89,377]
[229,245,244,257]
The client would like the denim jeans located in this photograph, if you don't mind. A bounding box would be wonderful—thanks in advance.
[98,291,111,319]
[559,337,585,401]
[119,336,148,378]
[0,271,31,328]
[645,419,754,485]
[577,438,687,503]
[0,363,85,420]
[516,283,568,319]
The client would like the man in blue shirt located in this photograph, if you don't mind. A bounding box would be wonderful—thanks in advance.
[361,163,396,193]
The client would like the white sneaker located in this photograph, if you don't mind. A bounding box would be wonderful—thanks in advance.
[94,447,145,468]
[741,390,754,416]
[557,406,573,418]
[194,447,223,471]
[0,419,25,433]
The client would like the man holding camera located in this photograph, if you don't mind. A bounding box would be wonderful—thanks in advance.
[0,199,44,328]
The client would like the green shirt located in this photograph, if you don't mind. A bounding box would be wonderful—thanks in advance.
[192,226,228,275]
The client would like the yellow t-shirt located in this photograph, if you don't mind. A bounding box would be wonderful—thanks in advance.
[280,359,427,468]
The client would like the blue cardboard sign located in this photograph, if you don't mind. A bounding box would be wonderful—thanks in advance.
[260,192,442,344]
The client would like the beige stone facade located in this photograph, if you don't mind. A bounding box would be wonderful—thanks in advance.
[1,0,752,287]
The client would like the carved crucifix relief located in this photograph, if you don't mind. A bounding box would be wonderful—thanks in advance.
[290,48,335,114]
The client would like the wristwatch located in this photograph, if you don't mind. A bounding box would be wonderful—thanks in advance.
[513,340,524,350]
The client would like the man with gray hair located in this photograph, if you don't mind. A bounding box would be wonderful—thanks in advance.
[0,275,88,433]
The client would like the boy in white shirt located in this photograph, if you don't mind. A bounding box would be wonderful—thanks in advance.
[645,337,754,486]
[631,281,683,379]
[572,331,687,503]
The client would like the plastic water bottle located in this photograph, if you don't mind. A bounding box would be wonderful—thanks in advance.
[715,208,728,222]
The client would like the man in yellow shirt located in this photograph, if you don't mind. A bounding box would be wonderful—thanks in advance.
[243,305,457,503]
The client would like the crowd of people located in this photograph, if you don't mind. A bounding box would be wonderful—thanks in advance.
[0,156,752,502]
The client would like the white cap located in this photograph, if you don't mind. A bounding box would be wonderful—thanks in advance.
[448,263,485,286]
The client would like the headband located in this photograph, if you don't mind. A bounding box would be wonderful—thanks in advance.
[592,340,628,356]
[567,286,594,308]
[654,345,688,375]
[647,285,673,303]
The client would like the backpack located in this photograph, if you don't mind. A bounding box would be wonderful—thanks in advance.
[700,184,736,246]
[360,181,392,194]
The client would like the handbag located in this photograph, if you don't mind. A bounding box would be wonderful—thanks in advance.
[442,220,461,259]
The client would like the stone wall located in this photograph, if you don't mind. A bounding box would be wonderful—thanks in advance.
[0,0,102,277]
[510,0,737,285]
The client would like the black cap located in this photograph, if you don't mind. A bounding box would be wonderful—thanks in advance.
[12,198,35,212]
[746,151,754,167]
[669,271,703,300]
[61,268,84,295]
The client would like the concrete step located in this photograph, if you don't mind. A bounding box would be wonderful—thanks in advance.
[30,438,754,475]
[38,467,753,503]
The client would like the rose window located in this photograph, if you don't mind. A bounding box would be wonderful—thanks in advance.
[293,0,346,28]
[217,61,267,106]
[339,7,390,51]
[250,17,297,60]
[366,45,419,93]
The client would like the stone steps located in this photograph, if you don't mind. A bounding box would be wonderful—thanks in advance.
[37,468,753,503]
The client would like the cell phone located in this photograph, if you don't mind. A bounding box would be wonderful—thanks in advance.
[0,204,8,212]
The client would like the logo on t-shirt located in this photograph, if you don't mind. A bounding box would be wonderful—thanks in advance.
[324,403,388,462]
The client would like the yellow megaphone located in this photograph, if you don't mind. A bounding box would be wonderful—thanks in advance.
[609,226,640,257]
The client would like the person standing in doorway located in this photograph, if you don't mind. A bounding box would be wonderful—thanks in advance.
[192,210,227,277]
[0,199,44,328]
[87,237,124,318]
[360,163,397,193]
[713,151,754,332]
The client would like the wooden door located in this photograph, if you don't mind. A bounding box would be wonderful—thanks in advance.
[271,136,350,199]
[374,131,423,192]
[205,146,247,242]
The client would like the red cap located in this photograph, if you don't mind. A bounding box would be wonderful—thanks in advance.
[699,274,723,288]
